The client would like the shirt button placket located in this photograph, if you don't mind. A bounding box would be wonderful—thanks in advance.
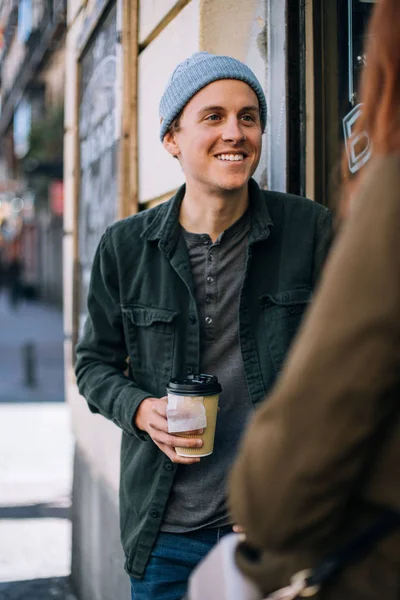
[205,245,216,329]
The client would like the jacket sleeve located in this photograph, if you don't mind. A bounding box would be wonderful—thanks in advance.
[229,157,400,553]
[75,228,151,440]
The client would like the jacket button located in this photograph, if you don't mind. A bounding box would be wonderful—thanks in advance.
[150,509,159,519]
[164,461,173,471]
[189,315,196,324]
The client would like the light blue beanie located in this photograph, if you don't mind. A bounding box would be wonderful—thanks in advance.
[159,52,267,141]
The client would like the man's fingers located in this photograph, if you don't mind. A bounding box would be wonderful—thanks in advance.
[156,442,201,465]
[144,396,203,464]
[147,410,203,450]
[153,429,203,449]
[135,396,168,433]
[148,411,169,434]
[153,397,168,417]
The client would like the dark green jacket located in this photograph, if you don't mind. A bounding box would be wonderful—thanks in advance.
[75,179,332,578]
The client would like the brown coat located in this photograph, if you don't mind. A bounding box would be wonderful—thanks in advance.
[229,155,400,600]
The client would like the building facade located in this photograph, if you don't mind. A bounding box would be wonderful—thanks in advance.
[64,1,375,599]
[0,0,66,305]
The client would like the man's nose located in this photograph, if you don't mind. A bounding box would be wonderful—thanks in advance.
[221,117,246,142]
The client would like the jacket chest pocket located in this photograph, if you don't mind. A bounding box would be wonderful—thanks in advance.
[260,288,312,372]
[121,305,178,382]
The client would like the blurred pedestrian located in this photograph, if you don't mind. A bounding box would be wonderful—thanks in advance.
[229,1,400,598]
[7,256,23,311]
[75,52,332,600]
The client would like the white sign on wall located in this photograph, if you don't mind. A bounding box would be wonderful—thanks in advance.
[342,103,372,174]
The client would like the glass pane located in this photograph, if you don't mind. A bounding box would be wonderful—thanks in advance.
[348,0,375,105]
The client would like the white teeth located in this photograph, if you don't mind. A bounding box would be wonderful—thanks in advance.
[216,154,244,161]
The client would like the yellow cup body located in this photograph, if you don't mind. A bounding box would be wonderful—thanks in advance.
[174,394,219,457]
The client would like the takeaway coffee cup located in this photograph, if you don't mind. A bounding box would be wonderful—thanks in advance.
[166,374,222,457]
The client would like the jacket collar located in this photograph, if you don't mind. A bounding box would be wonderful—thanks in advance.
[142,178,273,254]
[141,185,185,256]
[247,178,274,244]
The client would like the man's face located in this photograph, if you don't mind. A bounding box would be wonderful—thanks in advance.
[163,79,262,194]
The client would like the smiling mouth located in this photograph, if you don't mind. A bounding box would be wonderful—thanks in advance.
[215,153,246,162]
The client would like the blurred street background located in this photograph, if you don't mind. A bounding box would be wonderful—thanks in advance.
[0,293,76,599]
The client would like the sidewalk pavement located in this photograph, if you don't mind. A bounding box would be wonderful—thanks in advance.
[0,294,77,599]
[0,293,64,403]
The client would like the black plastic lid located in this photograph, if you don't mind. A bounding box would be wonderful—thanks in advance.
[166,374,222,396]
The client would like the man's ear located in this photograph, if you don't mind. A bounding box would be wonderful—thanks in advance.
[163,130,180,158]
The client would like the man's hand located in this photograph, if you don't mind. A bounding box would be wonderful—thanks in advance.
[134,396,203,464]
[232,525,245,534]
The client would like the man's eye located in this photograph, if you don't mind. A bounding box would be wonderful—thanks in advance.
[205,114,220,121]
[241,114,255,122]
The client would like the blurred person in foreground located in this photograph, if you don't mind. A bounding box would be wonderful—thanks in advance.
[229,1,400,598]
[75,51,332,600]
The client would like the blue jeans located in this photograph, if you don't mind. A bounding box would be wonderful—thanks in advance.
[130,526,233,600]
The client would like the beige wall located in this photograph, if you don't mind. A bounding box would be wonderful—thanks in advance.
[139,0,178,44]
[200,0,262,57]
[138,0,199,204]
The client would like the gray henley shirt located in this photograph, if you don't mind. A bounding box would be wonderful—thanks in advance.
[161,209,253,532]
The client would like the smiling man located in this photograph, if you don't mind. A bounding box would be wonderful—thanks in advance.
[75,52,332,600]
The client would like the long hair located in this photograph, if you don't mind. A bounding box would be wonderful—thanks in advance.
[341,0,400,210]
